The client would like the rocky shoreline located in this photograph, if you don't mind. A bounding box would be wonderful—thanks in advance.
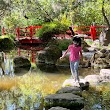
[43,68,110,110]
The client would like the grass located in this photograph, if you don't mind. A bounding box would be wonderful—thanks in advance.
[82,83,110,110]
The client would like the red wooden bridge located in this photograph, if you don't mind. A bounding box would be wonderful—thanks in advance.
[66,25,108,40]
[2,25,108,44]
[15,26,43,44]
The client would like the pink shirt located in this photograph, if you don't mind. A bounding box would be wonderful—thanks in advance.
[68,44,81,62]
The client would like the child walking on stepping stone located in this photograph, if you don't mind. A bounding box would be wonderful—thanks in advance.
[60,36,83,83]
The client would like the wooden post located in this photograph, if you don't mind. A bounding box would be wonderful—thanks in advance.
[90,25,96,41]
[16,28,20,40]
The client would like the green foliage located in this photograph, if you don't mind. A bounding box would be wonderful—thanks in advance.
[28,18,44,26]
[0,35,14,41]
[1,0,110,29]
[36,22,69,41]
[57,39,72,50]
[100,83,110,101]
[1,0,110,33]
[82,83,110,109]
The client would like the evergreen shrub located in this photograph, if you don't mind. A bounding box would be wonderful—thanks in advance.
[36,22,68,41]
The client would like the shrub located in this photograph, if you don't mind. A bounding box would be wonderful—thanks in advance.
[57,39,72,50]
[36,21,68,41]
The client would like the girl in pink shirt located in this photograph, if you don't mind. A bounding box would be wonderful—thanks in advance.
[60,36,83,83]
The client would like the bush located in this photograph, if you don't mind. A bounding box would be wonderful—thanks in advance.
[36,21,68,41]
[57,39,72,50]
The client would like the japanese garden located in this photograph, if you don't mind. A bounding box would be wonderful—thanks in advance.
[0,0,110,110]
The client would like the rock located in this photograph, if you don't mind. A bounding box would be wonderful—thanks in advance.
[90,49,110,68]
[81,39,90,52]
[44,93,84,110]
[56,86,82,96]
[56,56,69,66]
[100,69,110,82]
[37,63,58,73]
[62,79,86,87]
[36,50,46,63]
[62,79,80,87]
[103,28,110,46]
[0,37,14,52]
[80,57,91,68]
[13,56,31,75]
[37,46,62,64]
[48,107,70,110]
[84,75,102,85]
[100,49,107,53]
[79,82,89,91]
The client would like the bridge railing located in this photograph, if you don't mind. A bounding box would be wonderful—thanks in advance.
[16,26,42,40]
[72,25,108,40]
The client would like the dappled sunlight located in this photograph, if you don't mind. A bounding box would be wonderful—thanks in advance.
[0,76,18,90]
[17,72,68,96]
[0,72,69,109]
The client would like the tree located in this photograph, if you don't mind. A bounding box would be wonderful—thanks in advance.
[0,0,10,17]
[102,0,110,28]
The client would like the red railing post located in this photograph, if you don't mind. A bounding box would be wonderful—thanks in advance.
[31,51,36,63]
[29,26,33,43]
[2,27,5,35]
[29,26,33,42]
[90,25,96,41]
[16,28,20,40]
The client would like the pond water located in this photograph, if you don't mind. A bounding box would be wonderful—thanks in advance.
[0,47,100,80]
[0,46,108,110]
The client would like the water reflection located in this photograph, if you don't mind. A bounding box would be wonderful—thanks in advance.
[0,46,109,110]
[0,45,44,76]
[0,47,100,77]
[0,52,14,77]
[37,63,58,73]
[13,56,31,76]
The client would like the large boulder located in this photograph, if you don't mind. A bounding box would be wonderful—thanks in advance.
[62,79,80,87]
[0,37,15,52]
[90,49,110,68]
[13,56,31,75]
[56,56,70,66]
[100,69,110,82]
[56,86,82,96]
[84,75,102,85]
[44,93,84,110]
[37,46,62,64]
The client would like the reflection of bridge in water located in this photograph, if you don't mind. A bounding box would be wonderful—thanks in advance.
[0,45,45,76]
[17,45,44,63]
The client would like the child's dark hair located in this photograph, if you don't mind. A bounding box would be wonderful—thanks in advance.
[72,36,81,46]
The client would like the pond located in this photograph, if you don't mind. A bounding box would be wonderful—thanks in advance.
[0,46,109,110]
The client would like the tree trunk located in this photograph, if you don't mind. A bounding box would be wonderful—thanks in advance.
[102,0,110,28]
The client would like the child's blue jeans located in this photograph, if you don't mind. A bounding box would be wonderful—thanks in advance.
[70,60,80,82]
